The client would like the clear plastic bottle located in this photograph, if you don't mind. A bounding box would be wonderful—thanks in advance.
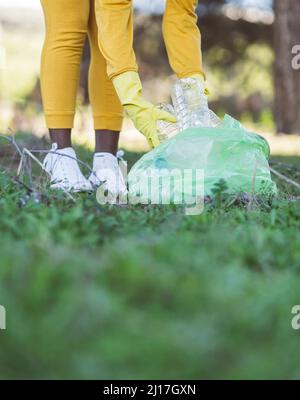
[171,77,211,131]
[209,109,222,128]
[156,80,222,143]
[156,103,179,142]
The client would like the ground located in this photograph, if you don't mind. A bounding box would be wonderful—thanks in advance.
[0,140,300,379]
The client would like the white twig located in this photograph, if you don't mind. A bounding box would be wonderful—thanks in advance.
[23,148,44,169]
[0,133,23,156]
[270,167,300,191]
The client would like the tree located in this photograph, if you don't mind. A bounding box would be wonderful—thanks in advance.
[274,0,300,134]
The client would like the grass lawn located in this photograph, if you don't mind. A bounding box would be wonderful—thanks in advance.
[0,142,300,380]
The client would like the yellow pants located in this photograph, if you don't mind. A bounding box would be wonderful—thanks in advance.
[95,0,204,80]
[40,0,123,130]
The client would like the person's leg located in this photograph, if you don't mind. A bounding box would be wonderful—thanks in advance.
[94,130,120,154]
[40,0,90,148]
[88,0,123,155]
[87,0,126,195]
[40,0,92,191]
[48,129,72,149]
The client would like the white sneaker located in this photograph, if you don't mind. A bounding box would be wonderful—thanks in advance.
[43,143,92,192]
[89,152,128,200]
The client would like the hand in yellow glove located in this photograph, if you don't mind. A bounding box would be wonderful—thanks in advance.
[113,71,177,148]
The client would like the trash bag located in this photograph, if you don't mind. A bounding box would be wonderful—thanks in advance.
[128,115,277,204]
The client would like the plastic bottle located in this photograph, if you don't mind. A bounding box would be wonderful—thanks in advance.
[209,109,222,128]
[156,103,179,142]
[156,79,222,144]
[171,77,211,131]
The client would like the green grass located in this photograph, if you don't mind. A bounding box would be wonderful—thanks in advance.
[1,144,300,379]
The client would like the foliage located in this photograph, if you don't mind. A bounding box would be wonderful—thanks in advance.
[0,149,300,379]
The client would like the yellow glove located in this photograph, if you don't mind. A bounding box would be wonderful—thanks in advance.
[113,71,177,148]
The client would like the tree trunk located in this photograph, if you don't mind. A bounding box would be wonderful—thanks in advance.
[274,0,300,134]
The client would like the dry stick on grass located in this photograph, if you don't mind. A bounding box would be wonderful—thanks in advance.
[0,133,75,202]
[12,176,34,194]
[0,133,35,191]
[270,160,300,170]
[270,167,300,191]
[0,133,23,157]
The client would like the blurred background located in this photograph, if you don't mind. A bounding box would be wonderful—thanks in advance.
[0,0,299,153]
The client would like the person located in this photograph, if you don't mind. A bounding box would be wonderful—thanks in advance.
[94,0,206,148]
[40,0,126,194]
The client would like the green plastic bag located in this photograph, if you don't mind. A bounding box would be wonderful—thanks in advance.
[128,115,277,204]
